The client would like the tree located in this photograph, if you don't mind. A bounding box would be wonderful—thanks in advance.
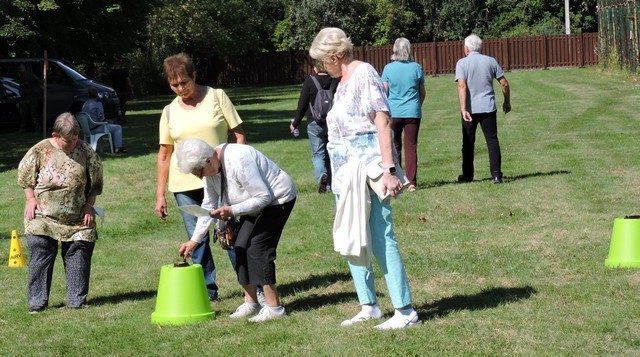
[0,0,156,82]
[0,0,59,57]
[147,0,281,60]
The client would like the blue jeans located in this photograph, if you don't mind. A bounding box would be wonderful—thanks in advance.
[307,121,331,184]
[174,189,221,298]
[347,195,413,309]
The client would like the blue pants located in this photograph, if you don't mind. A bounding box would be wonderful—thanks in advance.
[175,189,231,298]
[347,195,413,309]
[307,121,331,185]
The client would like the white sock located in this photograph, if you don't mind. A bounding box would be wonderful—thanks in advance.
[267,306,284,313]
[396,307,415,317]
[362,304,381,316]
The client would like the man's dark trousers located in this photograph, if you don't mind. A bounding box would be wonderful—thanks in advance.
[461,110,502,180]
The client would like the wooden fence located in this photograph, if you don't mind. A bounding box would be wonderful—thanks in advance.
[204,33,599,86]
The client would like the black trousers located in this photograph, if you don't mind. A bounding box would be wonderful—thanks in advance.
[234,199,296,286]
[461,110,502,179]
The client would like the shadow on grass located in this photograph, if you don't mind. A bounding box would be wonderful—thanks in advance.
[422,170,571,189]
[279,270,355,310]
[416,285,537,320]
[279,270,352,294]
[86,289,158,307]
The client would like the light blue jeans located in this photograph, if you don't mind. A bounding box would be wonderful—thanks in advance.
[307,121,331,184]
[175,189,234,298]
[346,195,413,309]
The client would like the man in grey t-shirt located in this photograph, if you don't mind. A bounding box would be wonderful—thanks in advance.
[455,34,511,184]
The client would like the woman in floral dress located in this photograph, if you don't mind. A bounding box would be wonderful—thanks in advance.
[18,112,103,313]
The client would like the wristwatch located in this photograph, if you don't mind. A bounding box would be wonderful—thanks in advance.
[386,166,397,175]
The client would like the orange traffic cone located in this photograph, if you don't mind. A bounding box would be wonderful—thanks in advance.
[8,230,26,267]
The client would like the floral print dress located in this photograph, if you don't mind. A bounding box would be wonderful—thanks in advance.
[17,139,103,242]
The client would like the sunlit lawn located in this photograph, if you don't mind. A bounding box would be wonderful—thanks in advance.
[0,67,639,355]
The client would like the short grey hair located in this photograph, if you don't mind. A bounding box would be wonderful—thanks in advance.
[465,34,483,52]
[175,139,214,174]
[391,37,413,62]
[52,112,80,137]
[309,27,353,63]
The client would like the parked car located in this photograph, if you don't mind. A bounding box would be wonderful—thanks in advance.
[0,58,121,129]
[0,77,21,129]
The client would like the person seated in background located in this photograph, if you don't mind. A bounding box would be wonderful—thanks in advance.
[82,88,127,154]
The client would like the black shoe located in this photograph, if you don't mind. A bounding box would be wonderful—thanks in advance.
[318,173,329,193]
[114,147,128,154]
[209,291,219,302]
[493,176,503,184]
[457,175,473,183]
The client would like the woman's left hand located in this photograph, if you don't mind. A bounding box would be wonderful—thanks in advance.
[81,203,95,226]
[210,206,233,220]
[382,173,403,197]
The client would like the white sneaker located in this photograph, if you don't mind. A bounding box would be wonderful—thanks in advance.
[230,302,261,319]
[248,306,285,322]
[340,309,383,326]
[374,310,420,330]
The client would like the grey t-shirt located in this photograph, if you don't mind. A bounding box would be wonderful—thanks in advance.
[455,51,504,114]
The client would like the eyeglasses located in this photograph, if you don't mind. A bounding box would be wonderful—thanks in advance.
[169,79,191,89]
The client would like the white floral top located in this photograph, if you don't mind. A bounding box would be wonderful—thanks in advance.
[325,63,391,194]
[17,139,103,242]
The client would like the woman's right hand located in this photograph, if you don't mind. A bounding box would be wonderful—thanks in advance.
[24,197,40,220]
[178,240,199,260]
[155,196,168,220]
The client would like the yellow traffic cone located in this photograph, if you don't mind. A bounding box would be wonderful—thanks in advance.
[8,230,26,267]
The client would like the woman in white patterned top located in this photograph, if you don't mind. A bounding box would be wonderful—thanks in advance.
[309,27,420,330]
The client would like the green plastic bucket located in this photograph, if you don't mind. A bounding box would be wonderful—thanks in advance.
[151,263,215,325]
[605,216,640,268]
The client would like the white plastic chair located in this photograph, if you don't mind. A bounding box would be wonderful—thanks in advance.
[76,111,114,153]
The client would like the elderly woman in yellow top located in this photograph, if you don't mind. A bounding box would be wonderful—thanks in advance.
[18,112,103,313]
[155,53,246,301]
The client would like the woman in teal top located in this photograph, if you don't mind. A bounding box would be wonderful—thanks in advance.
[381,38,425,192]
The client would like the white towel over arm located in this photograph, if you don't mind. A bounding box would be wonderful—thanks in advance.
[332,157,372,266]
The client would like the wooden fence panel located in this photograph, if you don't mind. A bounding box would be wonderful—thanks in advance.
[205,33,602,86]
[436,41,463,74]
[413,42,436,75]
[365,44,392,74]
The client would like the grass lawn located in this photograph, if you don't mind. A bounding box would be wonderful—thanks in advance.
[0,67,639,355]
